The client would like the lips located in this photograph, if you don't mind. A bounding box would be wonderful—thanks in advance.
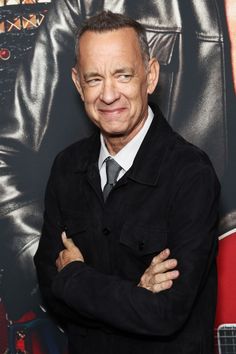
[98,107,127,116]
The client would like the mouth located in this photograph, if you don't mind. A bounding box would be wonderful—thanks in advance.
[98,107,127,116]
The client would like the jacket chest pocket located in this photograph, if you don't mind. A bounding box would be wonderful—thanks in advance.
[61,210,88,239]
[119,223,167,257]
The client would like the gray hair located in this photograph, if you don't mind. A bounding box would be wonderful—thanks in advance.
[74,11,150,67]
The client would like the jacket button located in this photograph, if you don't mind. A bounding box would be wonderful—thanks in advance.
[139,241,145,251]
[103,228,110,236]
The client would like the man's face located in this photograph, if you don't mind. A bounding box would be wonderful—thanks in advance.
[72,28,159,141]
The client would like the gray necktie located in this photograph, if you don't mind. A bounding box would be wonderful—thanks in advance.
[103,157,122,201]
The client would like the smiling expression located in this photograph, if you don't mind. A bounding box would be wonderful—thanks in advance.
[72,27,159,146]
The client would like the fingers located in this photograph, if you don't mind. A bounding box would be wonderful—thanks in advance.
[151,257,178,275]
[141,257,177,285]
[139,266,179,288]
[148,269,179,286]
[55,255,63,271]
[149,280,173,293]
[55,232,84,271]
[62,232,76,250]
[56,246,84,271]
[151,248,170,265]
[138,248,179,293]
[141,269,180,294]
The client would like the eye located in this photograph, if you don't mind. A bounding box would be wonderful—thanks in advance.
[117,74,132,83]
[86,78,102,87]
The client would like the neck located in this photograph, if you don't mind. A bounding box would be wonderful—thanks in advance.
[104,136,129,156]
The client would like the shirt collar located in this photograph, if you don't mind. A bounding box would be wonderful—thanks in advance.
[98,106,154,172]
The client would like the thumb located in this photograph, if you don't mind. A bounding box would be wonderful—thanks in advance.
[62,232,75,249]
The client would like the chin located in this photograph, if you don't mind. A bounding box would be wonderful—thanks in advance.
[103,129,125,138]
[101,124,128,137]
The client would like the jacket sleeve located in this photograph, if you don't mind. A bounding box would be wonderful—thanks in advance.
[34,155,103,328]
[49,160,220,336]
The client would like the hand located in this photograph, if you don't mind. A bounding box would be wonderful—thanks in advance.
[55,232,84,272]
[138,248,179,293]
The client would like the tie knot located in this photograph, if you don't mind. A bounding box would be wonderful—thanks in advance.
[105,157,122,185]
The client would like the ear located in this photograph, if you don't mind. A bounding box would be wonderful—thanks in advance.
[147,58,160,95]
[71,67,84,101]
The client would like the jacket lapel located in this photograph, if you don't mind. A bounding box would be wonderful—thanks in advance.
[125,105,176,187]
[73,132,104,203]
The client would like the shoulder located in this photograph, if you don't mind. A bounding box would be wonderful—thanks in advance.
[172,133,212,168]
[52,133,99,172]
[152,106,216,174]
[169,132,220,191]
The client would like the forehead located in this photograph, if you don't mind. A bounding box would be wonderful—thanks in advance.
[77,28,143,67]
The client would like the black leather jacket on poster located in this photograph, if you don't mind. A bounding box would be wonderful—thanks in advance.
[0,0,232,319]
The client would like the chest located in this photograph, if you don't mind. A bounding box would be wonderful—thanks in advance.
[57,168,176,279]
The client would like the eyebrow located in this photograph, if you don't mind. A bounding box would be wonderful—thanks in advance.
[83,72,101,81]
[113,67,134,74]
[83,67,135,81]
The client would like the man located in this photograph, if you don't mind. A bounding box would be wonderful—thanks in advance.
[34,11,220,354]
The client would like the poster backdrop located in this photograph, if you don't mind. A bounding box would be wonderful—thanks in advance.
[0,1,235,353]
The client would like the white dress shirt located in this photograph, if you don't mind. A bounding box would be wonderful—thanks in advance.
[98,106,154,190]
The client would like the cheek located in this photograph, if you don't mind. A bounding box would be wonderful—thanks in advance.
[125,81,147,99]
[83,99,98,121]
[82,87,100,104]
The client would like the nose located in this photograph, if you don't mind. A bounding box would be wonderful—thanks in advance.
[99,79,120,104]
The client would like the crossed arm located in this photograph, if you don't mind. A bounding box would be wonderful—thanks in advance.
[56,232,179,293]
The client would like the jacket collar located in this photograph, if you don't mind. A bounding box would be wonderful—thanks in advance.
[74,105,176,186]
[74,131,100,173]
[126,105,176,186]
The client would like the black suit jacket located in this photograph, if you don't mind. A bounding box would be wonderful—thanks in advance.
[34,106,220,354]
